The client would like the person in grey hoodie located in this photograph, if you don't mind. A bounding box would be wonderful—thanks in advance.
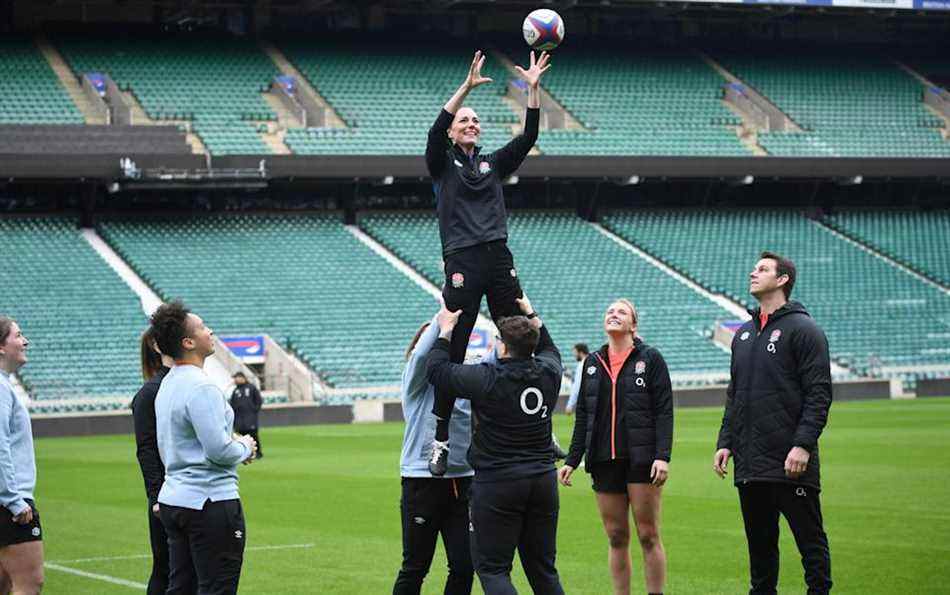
[0,316,43,595]
[151,301,256,595]
[393,313,477,595]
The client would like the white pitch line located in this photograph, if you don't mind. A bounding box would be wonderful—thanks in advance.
[52,542,316,564]
[45,562,147,590]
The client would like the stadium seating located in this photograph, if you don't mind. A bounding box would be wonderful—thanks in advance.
[823,210,950,287]
[360,211,733,380]
[534,50,749,156]
[0,38,84,125]
[0,218,145,406]
[716,54,950,157]
[280,40,518,155]
[97,214,436,393]
[55,36,278,155]
[602,210,950,376]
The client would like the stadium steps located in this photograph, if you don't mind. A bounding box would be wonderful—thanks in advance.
[895,61,950,137]
[34,36,107,125]
[259,40,348,129]
[257,123,292,155]
[114,89,208,155]
[699,51,804,135]
[820,210,950,290]
[491,49,588,132]
[714,53,950,157]
[262,90,304,129]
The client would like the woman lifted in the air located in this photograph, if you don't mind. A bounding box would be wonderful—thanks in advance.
[424,50,551,475]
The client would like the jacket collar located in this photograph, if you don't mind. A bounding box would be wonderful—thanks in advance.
[748,300,810,327]
[452,143,482,161]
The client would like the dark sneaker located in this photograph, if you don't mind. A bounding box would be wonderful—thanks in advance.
[428,440,450,476]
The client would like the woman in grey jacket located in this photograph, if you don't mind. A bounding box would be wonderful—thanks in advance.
[0,316,43,595]
[393,314,477,595]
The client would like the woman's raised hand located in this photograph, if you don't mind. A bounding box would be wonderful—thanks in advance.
[465,50,493,90]
[514,50,551,89]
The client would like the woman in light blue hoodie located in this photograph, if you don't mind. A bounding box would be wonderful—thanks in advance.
[393,314,481,595]
[0,316,43,595]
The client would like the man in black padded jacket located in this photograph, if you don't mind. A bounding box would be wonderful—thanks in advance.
[714,251,833,595]
[425,50,551,476]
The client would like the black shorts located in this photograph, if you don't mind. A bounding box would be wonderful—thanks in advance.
[589,460,652,493]
[0,499,42,548]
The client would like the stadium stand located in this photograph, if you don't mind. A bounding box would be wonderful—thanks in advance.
[97,214,436,399]
[54,36,279,155]
[279,40,518,155]
[0,218,145,410]
[716,54,950,157]
[0,38,84,125]
[533,50,749,156]
[824,210,950,287]
[0,124,190,154]
[602,210,950,378]
[360,211,733,381]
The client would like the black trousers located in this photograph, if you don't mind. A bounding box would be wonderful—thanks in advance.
[236,426,262,457]
[393,477,473,595]
[469,471,564,595]
[738,482,832,595]
[433,241,523,427]
[160,499,246,595]
[148,504,194,595]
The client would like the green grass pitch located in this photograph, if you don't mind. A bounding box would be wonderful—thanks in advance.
[35,398,950,594]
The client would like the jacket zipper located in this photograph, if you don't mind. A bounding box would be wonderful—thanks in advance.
[595,349,636,461]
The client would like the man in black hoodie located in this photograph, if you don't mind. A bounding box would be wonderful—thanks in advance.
[426,295,565,595]
[714,251,833,595]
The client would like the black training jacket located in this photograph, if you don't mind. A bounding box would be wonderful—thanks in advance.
[230,383,262,431]
[425,107,540,256]
[130,366,169,507]
[565,339,674,471]
[426,324,562,482]
[716,301,832,490]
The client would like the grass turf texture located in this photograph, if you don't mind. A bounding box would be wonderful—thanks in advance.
[36,398,950,594]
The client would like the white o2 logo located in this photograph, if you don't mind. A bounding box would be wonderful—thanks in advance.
[520,387,548,419]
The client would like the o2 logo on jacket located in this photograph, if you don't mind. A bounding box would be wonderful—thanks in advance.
[520,387,548,418]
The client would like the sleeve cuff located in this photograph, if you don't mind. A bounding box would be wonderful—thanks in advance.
[7,499,28,517]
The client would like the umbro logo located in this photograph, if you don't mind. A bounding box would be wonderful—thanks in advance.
[234,530,243,539]
[414,516,426,525]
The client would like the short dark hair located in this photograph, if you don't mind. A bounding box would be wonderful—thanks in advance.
[497,316,540,359]
[0,316,14,346]
[140,328,164,381]
[574,343,589,355]
[760,250,797,299]
[149,301,191,359]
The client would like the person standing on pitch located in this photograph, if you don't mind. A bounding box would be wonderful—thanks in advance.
[714,251,833,595]
[229,372,263,459]
[425,49,551,476]
[392,315,475,595]
[558,300,673,595]
[131,330,195,595]
[565,343,589,415]
[0,317,43,595]
[151,301,257,595]
[427,294,565,595]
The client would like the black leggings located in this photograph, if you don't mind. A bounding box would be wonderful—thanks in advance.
[433,241,522,439]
